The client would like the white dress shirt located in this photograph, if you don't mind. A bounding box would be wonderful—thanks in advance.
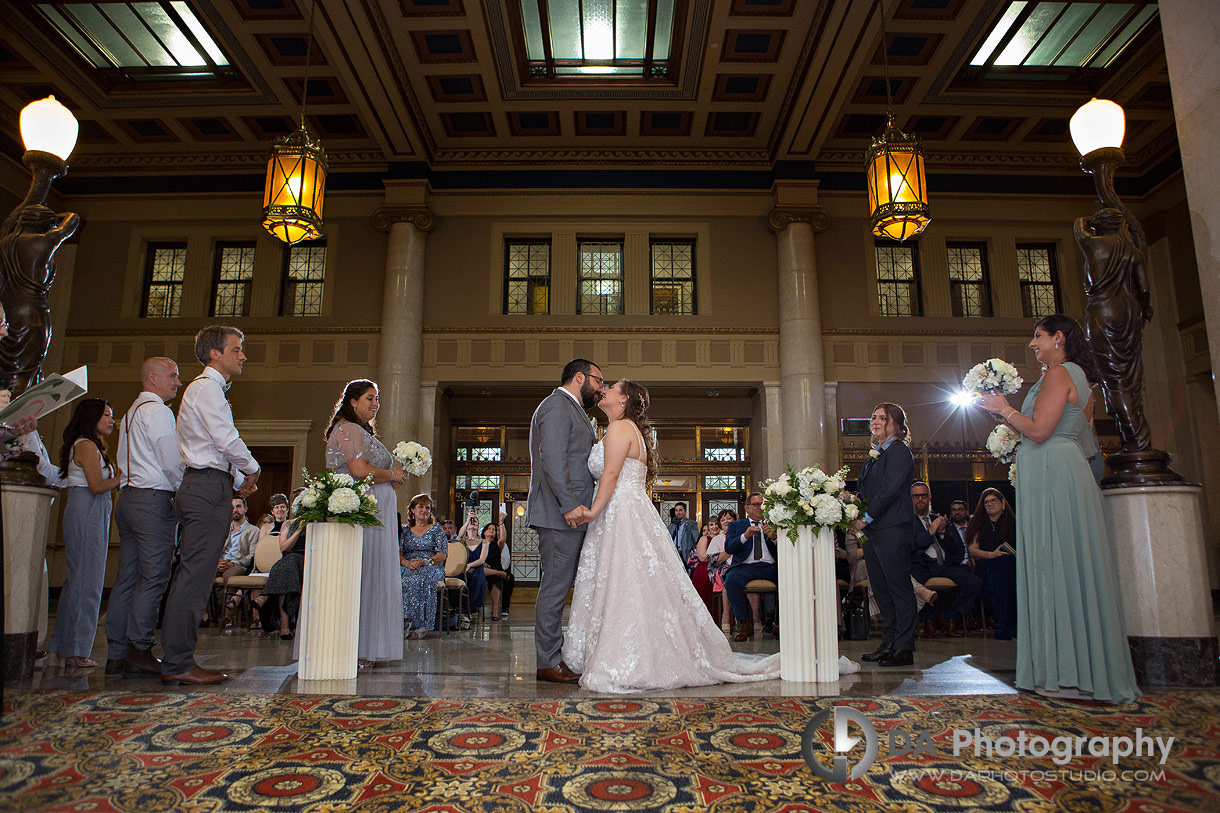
[745,520,776,566]
[176,366,258,480]
[117,391,184,492]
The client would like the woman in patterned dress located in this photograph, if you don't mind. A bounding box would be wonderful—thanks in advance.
[400,493,447,639]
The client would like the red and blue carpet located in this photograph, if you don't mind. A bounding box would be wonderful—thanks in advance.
[2,690,1218,811]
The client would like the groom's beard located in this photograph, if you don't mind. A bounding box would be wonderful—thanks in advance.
[580,381,599,409]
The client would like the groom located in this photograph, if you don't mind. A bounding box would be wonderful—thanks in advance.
[527,358,605,683]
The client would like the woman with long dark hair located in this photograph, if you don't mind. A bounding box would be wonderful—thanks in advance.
[324,379,405,666]
[483,510,514,621]
[978,313,1139,703]
[966,488,1017,640]
[562,379,780,692]
[49,398,120,668]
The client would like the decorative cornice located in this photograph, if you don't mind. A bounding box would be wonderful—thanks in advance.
[66,327,381,337]
[371,207,435,233]
[815,149,1081,170]
[430,148,771,166]
[66,151,389,171]
[423,326,779,335]
[767,206,831,233]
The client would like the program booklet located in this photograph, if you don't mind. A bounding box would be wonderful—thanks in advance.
[0,366,88,426]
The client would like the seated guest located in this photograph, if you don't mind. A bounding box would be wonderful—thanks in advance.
[910,482,982,637]
[216,497,261,629]
[440,518,457,542]
[686,519,718,619]
[400,493,447,639]
[458,509,493,622]
[723,492,778,641]
[261,488,308,641]
[483,509,514,621]
[944,500,971,566]
[967,488,1018,640]
[705,509,736,633]
[251,496,289,631]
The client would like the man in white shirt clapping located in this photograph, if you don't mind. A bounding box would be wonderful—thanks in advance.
[161,327,260,685]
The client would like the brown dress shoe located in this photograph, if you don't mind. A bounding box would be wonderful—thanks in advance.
[536,664,580,684]
[733,622,754,642]
[125,645,162,676]
[558,661,582,680]
[161,666,229,685]
[922,620,938,639]
[943,618,962,638]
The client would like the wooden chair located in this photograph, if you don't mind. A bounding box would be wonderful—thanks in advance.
[923,576,969,636]
[211,533,283,633]
[436,541,469,633]
[744,579,777,629]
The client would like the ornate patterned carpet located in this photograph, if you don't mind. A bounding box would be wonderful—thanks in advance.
[2,690,1219,811]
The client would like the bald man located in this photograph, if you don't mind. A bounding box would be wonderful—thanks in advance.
[104,357,184,677]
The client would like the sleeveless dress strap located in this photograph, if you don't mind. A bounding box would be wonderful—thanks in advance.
[624,420,647,463]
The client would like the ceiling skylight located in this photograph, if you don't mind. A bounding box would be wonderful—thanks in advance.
[518,0,677,79]
[970,2,1157,69]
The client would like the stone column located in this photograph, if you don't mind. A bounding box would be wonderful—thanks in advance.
[769,207,831,471]
[1159,1,1220,415]
[372,208,433,448]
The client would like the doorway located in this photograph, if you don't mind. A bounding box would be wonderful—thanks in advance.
[246,446,294,522]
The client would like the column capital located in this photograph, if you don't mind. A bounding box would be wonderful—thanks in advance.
[371,207,434,233]
[767,206,831,234]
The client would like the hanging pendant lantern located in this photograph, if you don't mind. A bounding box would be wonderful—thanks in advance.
[866,116,930,242]
[261,116,327,244]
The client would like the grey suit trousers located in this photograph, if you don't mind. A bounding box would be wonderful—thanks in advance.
[863,523,917,651]
[162,468,232,675]
[106,487,177,659]
[534,525,585,669]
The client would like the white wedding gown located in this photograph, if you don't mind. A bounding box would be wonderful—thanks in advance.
[563,435,781,693]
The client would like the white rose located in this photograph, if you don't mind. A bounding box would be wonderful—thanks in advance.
[299,489,319,508]
[770,479,793,498]
[333,473,355,487]
[868,448,881,460]
[328,487,361,514]
[843,503,860,521]
[823,476,846,495]
[768,505,794,526]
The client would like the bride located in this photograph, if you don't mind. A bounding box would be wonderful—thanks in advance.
[562,379,781,693]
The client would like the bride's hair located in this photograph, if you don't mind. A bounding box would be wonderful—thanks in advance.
[618,379,658,491]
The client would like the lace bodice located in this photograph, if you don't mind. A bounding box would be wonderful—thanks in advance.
[326,421,392,474]
[587,439,647,487]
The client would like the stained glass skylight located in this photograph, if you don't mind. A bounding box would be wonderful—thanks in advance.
[518,0,677,79]
[971,2,1157,69]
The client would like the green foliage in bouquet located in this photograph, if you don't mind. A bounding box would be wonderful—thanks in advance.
[291,468,381,527]
[761,463,868,544]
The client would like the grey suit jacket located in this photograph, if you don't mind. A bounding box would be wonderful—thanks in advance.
[526,389,597,532]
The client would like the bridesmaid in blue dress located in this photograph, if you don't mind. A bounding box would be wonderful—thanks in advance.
[400,493,447,638]
[978,314,1140,704]
[325,380,405,666]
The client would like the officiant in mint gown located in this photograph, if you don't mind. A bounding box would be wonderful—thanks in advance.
[978,314,1139,704]
[324,380,405,667]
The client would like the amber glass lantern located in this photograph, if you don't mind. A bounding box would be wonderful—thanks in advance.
[261,118,327,244]
[866,117,930,242]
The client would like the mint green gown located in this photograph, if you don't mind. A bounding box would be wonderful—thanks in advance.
[1013,362,1140,704]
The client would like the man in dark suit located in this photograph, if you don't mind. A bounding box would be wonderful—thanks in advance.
[944,500,970,566]
[910,484,982,638]
[723,492,778,641]
[852,403,917,667]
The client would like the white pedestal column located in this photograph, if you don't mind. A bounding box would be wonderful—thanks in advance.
[1103,484,1218,686]
[373,209,433,448]
[2,476,58,680]
[297,522,364,680]
[778,526,840,682]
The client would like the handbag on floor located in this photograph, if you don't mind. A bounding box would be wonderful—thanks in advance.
[843,588,869,641]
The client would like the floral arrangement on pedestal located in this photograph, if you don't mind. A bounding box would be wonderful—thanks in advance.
[986,424,1021,486]
[291,469,381,527]
[761,464,868,544]
[962,358,1023,396]
[392,441,433,476]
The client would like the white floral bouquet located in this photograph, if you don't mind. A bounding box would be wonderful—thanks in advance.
[985,424,1020,465]
[392,441,433,476]
[761,464,868,544]
[962,358,1023,396]
[291,469,381,527]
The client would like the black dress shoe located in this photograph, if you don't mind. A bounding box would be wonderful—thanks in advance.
[105,658,126,675]
[878,649,914,667]
[861,645,894,663]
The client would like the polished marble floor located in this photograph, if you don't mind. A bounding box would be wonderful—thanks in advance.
[19,607,1027,699]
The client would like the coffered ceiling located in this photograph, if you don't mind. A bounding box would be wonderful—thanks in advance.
[0,0,1176,184]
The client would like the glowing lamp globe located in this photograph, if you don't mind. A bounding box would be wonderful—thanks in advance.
[19,96,79,161]
[261,121,328,244]
[866,123,931,241]
[1070,98,1125,157]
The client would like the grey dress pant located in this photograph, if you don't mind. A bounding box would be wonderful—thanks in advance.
[863,523,918,652]
[105,488,176,660]
[48,487,112,659]
[161,468,232,675]
[534,525,585,669]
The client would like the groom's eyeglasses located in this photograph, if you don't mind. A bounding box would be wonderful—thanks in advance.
[587,374,606,390]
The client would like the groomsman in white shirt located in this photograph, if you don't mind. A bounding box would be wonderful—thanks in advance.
[104,357,184,677]
[161,327,260,685]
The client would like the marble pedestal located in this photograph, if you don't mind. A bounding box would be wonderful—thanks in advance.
[2,470,58,681]
[297,522,363,681]
[1103,484,1219,686]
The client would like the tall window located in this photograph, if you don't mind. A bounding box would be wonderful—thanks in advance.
[280,240,326,316]
[946,242,992,317]
[504,240,550,314]
[874,241,922,316]
[578,240,623,315]
[211,243,255,317]
[650,240,696,315]
[141,243,186,318]
[1016,243,1061,317]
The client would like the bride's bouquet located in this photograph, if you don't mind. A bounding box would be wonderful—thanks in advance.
[392,441,433,476]
[292,469,380,527]
[986,425,1020,487]
[761,464,867,544]
[962,358,1023,396]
